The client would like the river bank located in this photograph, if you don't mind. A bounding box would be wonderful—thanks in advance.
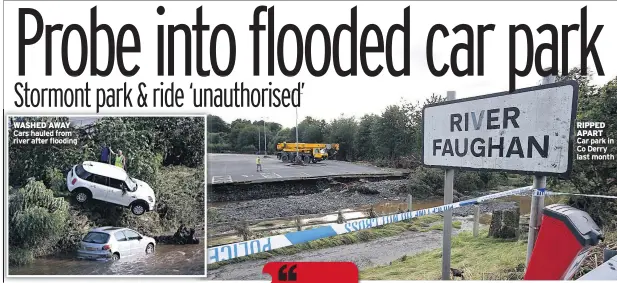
[208,179,525,226]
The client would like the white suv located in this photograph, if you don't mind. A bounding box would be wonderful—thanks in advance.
[67,161,156,215]
[77,226,156,261]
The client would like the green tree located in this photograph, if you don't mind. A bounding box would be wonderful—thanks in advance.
[208,132,231,153]
[207,115,231,133]
[327,115,358,160]
[557,70,617,227]
[355,114,380,160]
[9,117,84,188]
[235,124,260,153]
[372,105,411,159]
[298,117,327,142]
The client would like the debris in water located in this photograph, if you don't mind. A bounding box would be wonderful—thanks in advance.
[155,224,200,244]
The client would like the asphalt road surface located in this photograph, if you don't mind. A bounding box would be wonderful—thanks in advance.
[207,154,401,184]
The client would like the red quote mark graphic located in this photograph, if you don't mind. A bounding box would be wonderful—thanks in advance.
[263,262,358,283]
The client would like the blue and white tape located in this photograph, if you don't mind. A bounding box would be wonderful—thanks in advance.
[540,191,617,199]
[207,186,536,264]
[533,188,547,196]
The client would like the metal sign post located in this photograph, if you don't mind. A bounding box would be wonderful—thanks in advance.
[258,127,261,154]
[441,91,456,280]
[295,107,300,162]
[526,74,555,267]
[262,117,268,155]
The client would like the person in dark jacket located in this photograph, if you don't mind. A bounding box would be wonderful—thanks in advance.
[100,143,112,164]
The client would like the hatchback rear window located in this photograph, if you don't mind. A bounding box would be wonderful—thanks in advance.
[75,165,92,180]
[82,232,110,244]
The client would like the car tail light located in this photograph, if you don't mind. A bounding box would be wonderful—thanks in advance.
[71,178,77,185]
[102,245,111,250]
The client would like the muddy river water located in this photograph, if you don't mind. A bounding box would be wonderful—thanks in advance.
[10,243,205,276]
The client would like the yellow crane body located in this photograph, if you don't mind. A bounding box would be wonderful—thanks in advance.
[276,142,339,163]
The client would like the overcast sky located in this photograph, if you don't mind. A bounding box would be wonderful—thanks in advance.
[204,1,617,128]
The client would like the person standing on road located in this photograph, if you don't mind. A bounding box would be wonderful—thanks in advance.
[114,150,126,170]
[256,156,262,172]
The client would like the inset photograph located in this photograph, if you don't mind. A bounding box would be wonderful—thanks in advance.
[7,115,205,276]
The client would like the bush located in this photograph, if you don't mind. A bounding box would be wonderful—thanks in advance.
[484,172,510,188]
[9,248,35,266]
[399,167,443,198]
[44,167,66,195]
[240,145,257,154]
[128,152,163,185]
[208,143,232,153]
[153,166,205,232]
[9,179,70,265]
[402,167,510,198]
[454,172,485,193]
[507,174,532,187]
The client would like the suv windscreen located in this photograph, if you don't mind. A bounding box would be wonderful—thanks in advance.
[125,177,137,192]
[75,165,92,180]
[82,232,110,244]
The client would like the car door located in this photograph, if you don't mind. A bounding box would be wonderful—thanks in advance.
[113,231,132,258]
[107,178,134,207]
[88,174,109,200]
[123,229,145,256]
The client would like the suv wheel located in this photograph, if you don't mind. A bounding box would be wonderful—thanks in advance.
[131,203,146,215]
[74,189,90,203]
[111,253,120,261]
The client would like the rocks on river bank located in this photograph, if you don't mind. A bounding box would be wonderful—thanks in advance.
[208,179,520,225]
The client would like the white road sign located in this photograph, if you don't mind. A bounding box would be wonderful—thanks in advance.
[422,81,578,177]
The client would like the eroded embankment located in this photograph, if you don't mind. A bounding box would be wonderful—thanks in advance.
[208,175,407,203]
[208,179,520,226]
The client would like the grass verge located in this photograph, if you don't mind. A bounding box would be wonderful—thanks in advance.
[360,230,527,280]
[208,214,460,270]
[575,229,617,279]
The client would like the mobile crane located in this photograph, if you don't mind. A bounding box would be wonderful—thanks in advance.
[276,142,340,163]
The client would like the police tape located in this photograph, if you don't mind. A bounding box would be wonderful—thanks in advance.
[207,186,535,264]
[533,190,617,199]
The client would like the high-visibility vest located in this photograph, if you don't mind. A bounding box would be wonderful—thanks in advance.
[256,158,261,164]
[115,155,125,167]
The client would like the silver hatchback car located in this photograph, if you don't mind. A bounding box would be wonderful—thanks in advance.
[77,226,156,261]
